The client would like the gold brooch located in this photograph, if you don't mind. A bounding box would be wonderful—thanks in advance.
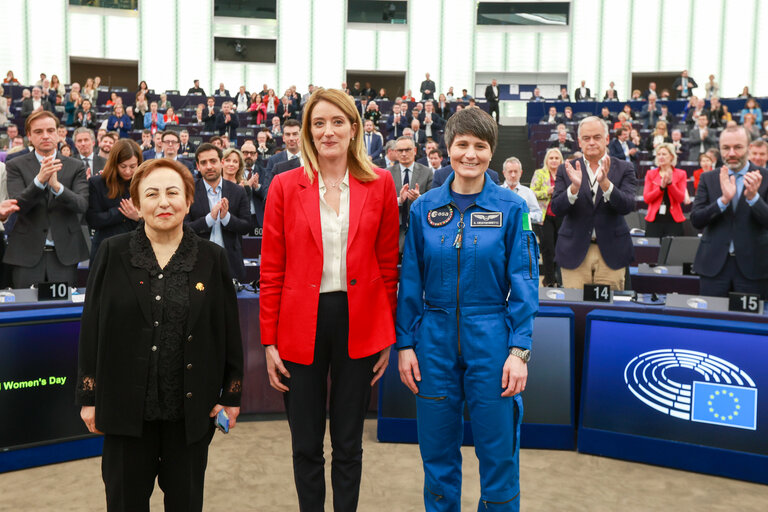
[195,282,205,291]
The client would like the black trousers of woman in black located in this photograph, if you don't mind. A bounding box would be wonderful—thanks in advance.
[538,214,563,286]
[282,291,378,512]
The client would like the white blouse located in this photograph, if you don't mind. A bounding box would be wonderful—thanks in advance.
[317,171,350,293]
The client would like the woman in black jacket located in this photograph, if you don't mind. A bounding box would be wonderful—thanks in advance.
[85,138,142,265]
[77,158,244,512]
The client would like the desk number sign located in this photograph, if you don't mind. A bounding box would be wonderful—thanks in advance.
[37,282,69,301]
[728,292,762,314]
[584,284,612,303]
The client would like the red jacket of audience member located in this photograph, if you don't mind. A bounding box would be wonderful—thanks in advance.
[259,166,400,365]
[643,167,687,223]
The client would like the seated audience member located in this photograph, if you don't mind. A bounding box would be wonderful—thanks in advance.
[604,83,619,101]
[743,113,761,141]
[362,119,384,159]
[254,130,274,166]
[748,139,768,168]
[143,101,166,134]
[98,132,117,159]
[157,93,171,110]
[691,125,768,299]
[621,103,636,121]
[85,138,142,264]
[643,143,687,238]
[186,143,251,281]
[74,127,106,177]
[685,97,709,127]
[557,87,570,101]
[409,119,427,147]
[531,148,565,287]
[500,157,543,224]
[133,92,148,129]
[738,86,752,99]
[21,86,54,120]
[161,130,196,174]
[221,147,246,184]
[540,106,561,125]
[265,119,301,174]
[740,98,763,125]
[374,88,389,101]
[670,129,688,161]
[459,89,472,102]
[599,106,614,124]
[560,106,575,124]
[549,130,576,159]
[708,96,726,128]
[203,96,218,132]
[646,120,672,154]
[692,152,715,192]
[81,78,96,103]
[57,125,75,154]
[631,89,642,100]
[426,148,444,173]
[445,86,455,102]
[658,105,672,124]
[608,127,638,163]
[4,111,89,288]
[75,99,98,130]
[659,89,671,99]
[548,124,574,142]
[179,129,193,157]
[415,140,441,167]
[373,140,398,169]
[234,86,250,113]
[215,101,239,140]
[249,93,267,125]
[107,105,132,138]
[364,100,382,124]
[3,70,20,84]
[59,144,72,157]
[214,82,230,97]
[139,130,153,152]
[721,104,733,124]
[629,128,641,148]
[187,79,206,96]
[143,132,164,160]
[164,106,179,125]
[529,88,544,101]
[270,116,282,137]
[277,95,296,121]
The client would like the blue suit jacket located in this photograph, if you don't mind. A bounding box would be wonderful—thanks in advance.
[607,138,637,162]
[431,165,500,189]
[363,131,384,158]
[550,156,637,270]
[143,112,166,131]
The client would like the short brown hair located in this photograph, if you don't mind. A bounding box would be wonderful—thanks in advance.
[25,110,59,134]
[130,158,195,210]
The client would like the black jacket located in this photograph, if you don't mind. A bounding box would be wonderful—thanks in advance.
[76,228,243,443]
[85,175,139,265]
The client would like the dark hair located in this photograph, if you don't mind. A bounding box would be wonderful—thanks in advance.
[161,130,180,142]
[130,158,195,210]
[104,138,143,199]
[444,107,498,153]
[615,127,626,137]
[142,129,151,136]
[283,119,300,129]
[428,149,443,157]
[195,142,222,163]
[25,110,59,134]
[208,135,222,146]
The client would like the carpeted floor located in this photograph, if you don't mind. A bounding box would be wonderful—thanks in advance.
[1,419,766,511]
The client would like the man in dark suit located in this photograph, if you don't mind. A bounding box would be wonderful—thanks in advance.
[557,87,571,101]
[277,95,297,122]
[607,127,638,163]
[362,119,384,159]
[179,129,194,157]
[73,127,106,177]
[432,165,500,188]
[161,130,197,176]
[540,106,562,125]
[641,82,658,100]
[549,130,577,159]
[418,100,445,139]
[142,132,164,160]
[373,140,398,169]
[215,101,239,140]
[240,139,272,234]
[484,79,500,123]
[388,137,433,250]
[361,82,375,101]
[574,80,591,101]
[407,120,427,147]
[385,103,408,140]
[202,97,218,132]
[420,73,436,101]
[688,115,718,161]
[550,116,637,290]
[691,126,768,298]
[265,119,301,175]
[672,70,698,99]
[3,111,89,288]
[186,143,251,281]
[20,86,54,121]
[187,79,206,95]
[639,96,662,129]
[214,83,230,97]
[272,157,302,176]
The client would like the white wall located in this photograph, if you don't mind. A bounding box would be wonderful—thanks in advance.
[2,0,764,101]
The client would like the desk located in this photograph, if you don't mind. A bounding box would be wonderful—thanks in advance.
[630,265,700,295]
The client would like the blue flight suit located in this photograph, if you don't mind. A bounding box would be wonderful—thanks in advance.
[396,172,539,511]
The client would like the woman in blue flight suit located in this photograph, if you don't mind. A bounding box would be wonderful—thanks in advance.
[396,107,539,511]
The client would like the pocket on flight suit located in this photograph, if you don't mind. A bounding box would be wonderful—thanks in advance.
[413,307,451,401]
[479,395,524,509]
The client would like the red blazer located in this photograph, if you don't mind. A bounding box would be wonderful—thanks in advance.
[260,166,400,365]
[643,167,687,223]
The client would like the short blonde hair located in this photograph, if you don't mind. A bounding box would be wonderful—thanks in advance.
[543,147,564,169]
[654,143,678,167]
[300,88,377,183]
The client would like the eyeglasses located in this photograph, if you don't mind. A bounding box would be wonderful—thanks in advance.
[241,150,257,156]
[395,148,415,153]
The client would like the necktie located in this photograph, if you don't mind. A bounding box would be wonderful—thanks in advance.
[621,142,630,162]
[82,157,90,169]
[366,133,371,153]
[403,167,410,186]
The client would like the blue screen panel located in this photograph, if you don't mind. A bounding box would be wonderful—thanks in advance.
[579,311,768,483]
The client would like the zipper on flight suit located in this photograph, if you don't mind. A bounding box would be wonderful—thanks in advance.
[526,234,533,278]
[452,203,475,356]
[482,491,520,508]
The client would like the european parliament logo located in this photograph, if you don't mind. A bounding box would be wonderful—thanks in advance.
[624,349,757,430]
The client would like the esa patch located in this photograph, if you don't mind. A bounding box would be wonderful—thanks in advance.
[470,211,503,227]
[427,205,454,227]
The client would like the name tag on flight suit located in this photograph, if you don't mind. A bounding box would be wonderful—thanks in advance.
[470,212,503,227]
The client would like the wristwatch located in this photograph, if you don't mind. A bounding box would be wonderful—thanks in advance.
[509,347,531,363]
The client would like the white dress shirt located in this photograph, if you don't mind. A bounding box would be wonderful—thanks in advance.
[503,182,543,224]
[318,171,350,293]
[203,178,231,248]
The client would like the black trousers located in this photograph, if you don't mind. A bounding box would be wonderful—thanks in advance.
[700,255,768,300]
[539,214,563,286]
[645,217,684,238]
[488,101,500,123]
[283,292,378,512]
[101,420,215,512]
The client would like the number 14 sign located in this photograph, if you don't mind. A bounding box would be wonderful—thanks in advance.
[584,284,612,303]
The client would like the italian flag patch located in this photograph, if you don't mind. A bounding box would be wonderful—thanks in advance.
[522,212,532,231]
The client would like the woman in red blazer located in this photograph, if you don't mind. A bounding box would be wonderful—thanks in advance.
[260,87,399,510]
[643,142,688,238]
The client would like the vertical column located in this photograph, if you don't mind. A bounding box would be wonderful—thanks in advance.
[569,0,601,95]
[277,0,311,95]
[408,0,441,96]
[140,0,177,91]
[720,0,754,96]
[311,0,344,88]
[440,0,474,98]
[0,0,27,83]
[599,0,631,98]
[689,0,723,96]
[28,0,66,83]
[178,0,212,93]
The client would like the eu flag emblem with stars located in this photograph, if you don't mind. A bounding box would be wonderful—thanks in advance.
[691,382,757,430]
